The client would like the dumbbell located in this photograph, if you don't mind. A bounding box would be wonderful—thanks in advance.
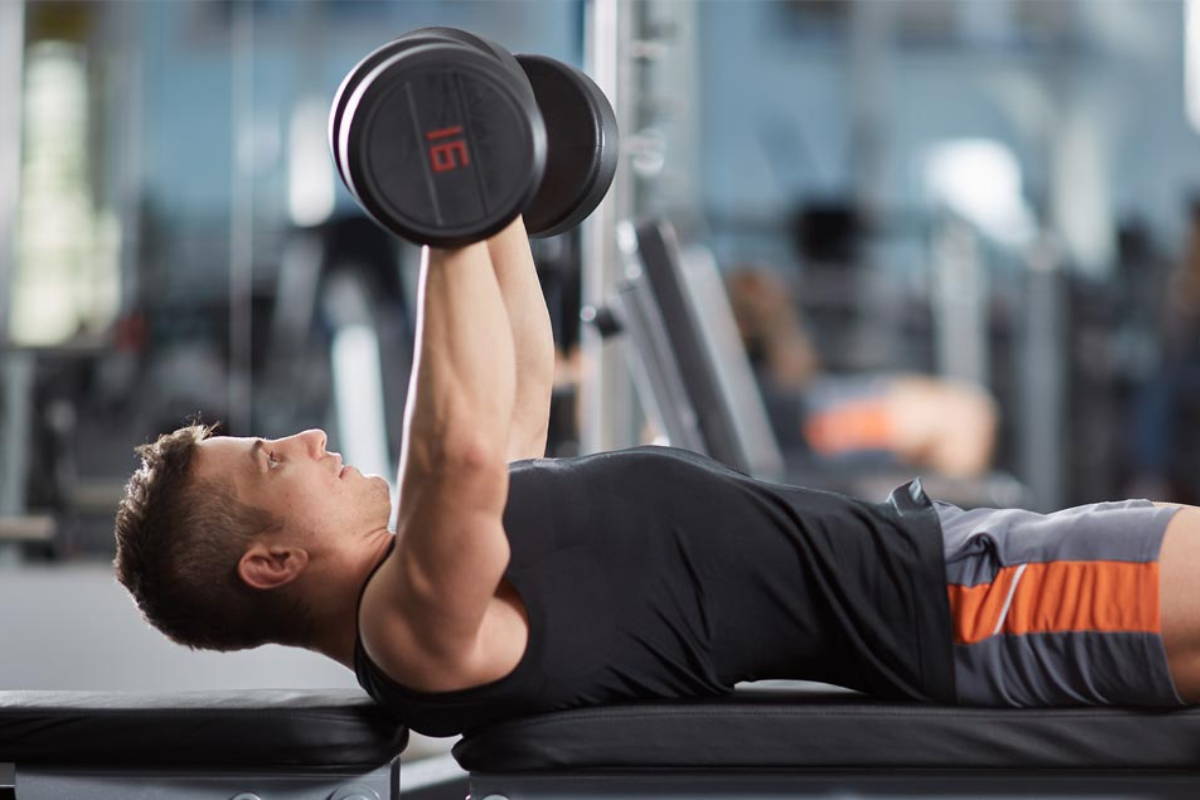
[329,27,619,247]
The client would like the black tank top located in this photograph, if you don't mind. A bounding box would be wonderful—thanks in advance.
[354,446,954,736]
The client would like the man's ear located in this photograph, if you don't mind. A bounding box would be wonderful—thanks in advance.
[237,542,309,591]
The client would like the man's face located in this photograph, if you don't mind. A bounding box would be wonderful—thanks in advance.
[192,429,391,551]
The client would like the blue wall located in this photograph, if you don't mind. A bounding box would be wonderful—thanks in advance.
[698,0,1200,269]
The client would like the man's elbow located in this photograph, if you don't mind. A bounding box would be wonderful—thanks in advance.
[406,415,509,475]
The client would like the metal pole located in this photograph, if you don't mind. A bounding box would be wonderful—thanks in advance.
[1019,235,1065,511]
[932,216,989,387]
[114,0,143,315]
[229,0,254,434]
[0,352,32,519]
[581,0,636,453]
[848,0,893,221]
[0,0,25,343]
[0,0,27,530]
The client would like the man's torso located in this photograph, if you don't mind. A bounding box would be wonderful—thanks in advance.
[355,446,954,735]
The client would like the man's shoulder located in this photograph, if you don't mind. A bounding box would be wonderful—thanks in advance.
[358,560,528,694]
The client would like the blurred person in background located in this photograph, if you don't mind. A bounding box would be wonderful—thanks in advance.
[727,265,997,479]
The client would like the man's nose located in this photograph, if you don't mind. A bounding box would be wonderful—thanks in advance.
[296,429,328,456]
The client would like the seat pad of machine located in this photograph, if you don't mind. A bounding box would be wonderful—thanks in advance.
[0,689,407,768]
[453,686,1200,772]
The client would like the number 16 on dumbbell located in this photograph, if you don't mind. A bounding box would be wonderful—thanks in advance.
[329,27,619,247]
[426,125,470,173]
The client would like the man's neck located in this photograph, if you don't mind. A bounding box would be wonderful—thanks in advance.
[311,529,396,670]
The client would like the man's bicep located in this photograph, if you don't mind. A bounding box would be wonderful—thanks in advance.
[392,466,512,652]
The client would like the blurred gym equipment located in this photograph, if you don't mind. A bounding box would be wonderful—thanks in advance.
[589,218,1030,508]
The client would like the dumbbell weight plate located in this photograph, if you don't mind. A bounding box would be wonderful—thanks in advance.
[329,28,535,204]
[416,27,534,103]
[329,34,436,191]
[517,55,619,238]
[339,43,547,247]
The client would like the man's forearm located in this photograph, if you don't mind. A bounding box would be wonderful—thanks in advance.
[400,242,517,473]
[486,217,556,457]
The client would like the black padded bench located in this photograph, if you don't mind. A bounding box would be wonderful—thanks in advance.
[0,689,407,799]
[457,687,1200,799]
[4,686,1198,798]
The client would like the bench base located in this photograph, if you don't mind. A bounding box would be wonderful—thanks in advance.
[4,762,396,800]
[470,770,1200,799]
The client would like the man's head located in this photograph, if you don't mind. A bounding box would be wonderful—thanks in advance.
[114,424,392,652]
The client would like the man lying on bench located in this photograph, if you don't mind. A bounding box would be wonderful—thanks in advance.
[111,214,1199,739]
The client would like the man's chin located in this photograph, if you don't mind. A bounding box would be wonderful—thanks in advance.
[370,474,392,500]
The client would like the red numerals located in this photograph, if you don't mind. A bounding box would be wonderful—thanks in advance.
[426,125,469,173]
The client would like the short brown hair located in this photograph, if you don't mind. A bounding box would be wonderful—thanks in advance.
[113,424,313,651]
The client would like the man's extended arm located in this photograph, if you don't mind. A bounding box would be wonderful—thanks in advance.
[486,217,556,460]
[388,241,516,659]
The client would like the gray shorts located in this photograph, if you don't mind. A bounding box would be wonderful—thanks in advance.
[936,499,1187,707]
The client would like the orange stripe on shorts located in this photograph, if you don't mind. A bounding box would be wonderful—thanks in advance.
[947,560,1160,645]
